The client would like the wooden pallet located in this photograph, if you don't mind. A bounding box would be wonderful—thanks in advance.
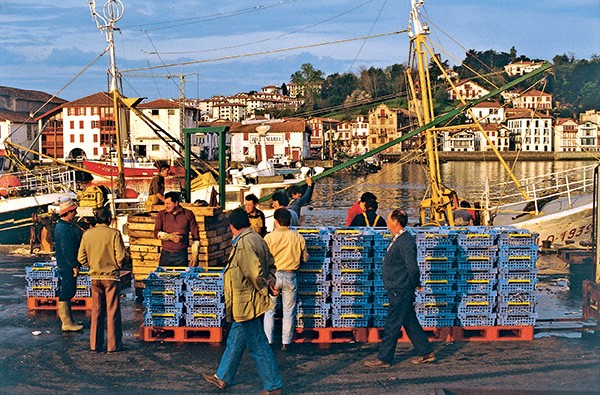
[451,325,534,341]
[139,325,224,342]
[294,327,368,343]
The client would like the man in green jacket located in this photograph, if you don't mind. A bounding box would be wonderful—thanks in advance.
[203,208,283,395]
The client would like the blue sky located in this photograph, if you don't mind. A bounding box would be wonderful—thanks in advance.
[1,0,598,102]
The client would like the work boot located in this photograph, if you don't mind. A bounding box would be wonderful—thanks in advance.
[67,301,83,325]
[58,301,83,332]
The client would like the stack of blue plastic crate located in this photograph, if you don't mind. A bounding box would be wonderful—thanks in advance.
[330,229,373,328]
[142,267,185,327]
[456,228,499,327]
[412,228,457,328]
[26,262,60,297]
[496,231,539,326]
[75,267,92,298]
[182,267,225,327]
[371,228,393,327]
[296,227,332,328]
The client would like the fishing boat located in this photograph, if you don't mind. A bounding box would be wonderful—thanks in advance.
[0,166,77,244]
[82,152,184,179]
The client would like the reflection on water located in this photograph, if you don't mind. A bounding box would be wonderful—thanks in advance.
[304,160,596,227]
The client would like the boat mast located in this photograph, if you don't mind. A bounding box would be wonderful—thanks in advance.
[408,0,455,225]
[88,0,126,196]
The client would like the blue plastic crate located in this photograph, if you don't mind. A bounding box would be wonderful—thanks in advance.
[417,247,457,261]
[74,286,91,298]
[456,280,496,294]
[457,270,498,282]
[456,232,497,248]
[458,301,494,315]
[332,306,372,316]
[420,270,457,284]
[296,315,329,328]
[418,258,455,271]
[331,269,371,284]
[184,279,223,293]
[297,294,328,306]
[297,303,330,316]
[457,292,497,305]
[144,303,184,315]
[497,292,536,304]
[415,303,456,315]
[332,282,372,294]
[144,275,184,294]
[497,281,536,293]
[306,245,329,261]
[184,314,224,327]
[456,247,498,261]
[373,293,389,306]
[183,290,223,305]
[457,314,496,327]
[143,289,182,305]
[298,282,331,294]
[414,231,455,248]
[76,276,92,287]
[457,258,495,271]
[331,291,370,305]
[415,292,457,305]
[185,303,225,316]
[421,282,455,294]
[497,301,535,315]
[297,270,329,284]
[182,266,225,280]
[27,277,59,288]
[417,314,456,328]
[331,258,373,269]
[497,258,536,271]
[372,317,387,328]
[144,313,183,327]
[331,314,369,328]
[26,265,58,279]
[496,313,537,326]
[26,288,58,297]
[300,258,331,271]
[498,247,539,262]
[498,232,538,248]
[498,269,538,282]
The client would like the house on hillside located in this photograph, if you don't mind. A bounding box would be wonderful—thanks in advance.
[512,89,552,111]
[368,104,400,153]
[504,61,544,77]
[448,80,490,101]
[468,101,504,124]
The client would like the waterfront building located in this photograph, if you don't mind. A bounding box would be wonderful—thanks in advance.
[554,118,580,152]
[307,117,340,158]
[505,109,553,152]
[368,104,400,154]
[468,101,504,124]
[512,89,553,111]
[504,60,544,77]
[350,115,370,155]
[129,98,202,161]
[448,80,490,101]
[0,86,65,160]
[443,130,476,152]
[578,121,599,152]
[580,110,600,126]
[335,121,352,153]
[228,118,309,163]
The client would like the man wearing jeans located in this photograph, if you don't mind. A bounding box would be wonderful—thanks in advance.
[203,208,283,395]
[364,209,436,368]
[263,208,308,350]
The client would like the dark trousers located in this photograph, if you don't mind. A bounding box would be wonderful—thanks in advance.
[377,289,433,364]
[159,250,188,267]
[58,268,77,301]
[91,279,123,352]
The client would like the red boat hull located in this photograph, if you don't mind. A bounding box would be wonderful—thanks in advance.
[83,160,183,178]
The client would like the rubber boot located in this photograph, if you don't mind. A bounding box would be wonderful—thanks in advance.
[58,301,83,332]
[68,301,83,325]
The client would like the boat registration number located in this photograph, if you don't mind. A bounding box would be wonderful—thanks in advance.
[545,223,592,243]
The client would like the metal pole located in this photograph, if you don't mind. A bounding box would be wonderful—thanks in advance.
[184,131,191,203]
[595,166,600,283]
[219,130,226,210]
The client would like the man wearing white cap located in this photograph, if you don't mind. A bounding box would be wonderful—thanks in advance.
[54,199,84,331]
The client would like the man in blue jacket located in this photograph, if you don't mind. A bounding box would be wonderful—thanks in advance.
[364,209,435,368]
[54,199,84,332]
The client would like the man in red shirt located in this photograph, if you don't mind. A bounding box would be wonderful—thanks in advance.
[154,191,200,266]
[345,192,377,226]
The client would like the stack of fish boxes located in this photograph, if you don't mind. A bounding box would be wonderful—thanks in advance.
[75,267,92,298]
[182,267,225,327]
[413,228,457,328]
[142,268,185,327]
[496,231,538,326]
[330,229,373,328]
[371,229,393,328]
[296,228,331,328]
[26,262,60,298]
[456,228,499,327]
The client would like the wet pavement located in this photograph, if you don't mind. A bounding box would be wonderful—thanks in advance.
[1,254,599,394]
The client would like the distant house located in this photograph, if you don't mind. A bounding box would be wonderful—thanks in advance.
[228,118,309,163]
[512,89,552,111]
[130,98,201,160]
[505,109,553,152]
[443,130,476,152]
[0,86,65,159]
[307,117,340,157]
[504,61,544,77]
[468,101,504,124]
[368,104,400,153]
[448,80,490,101]
[350,115,370,155]
[554,118,580,152]
[579,121,598,152]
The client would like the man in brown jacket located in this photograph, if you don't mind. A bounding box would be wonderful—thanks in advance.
[78,207,126,353]
[203,208,283,395]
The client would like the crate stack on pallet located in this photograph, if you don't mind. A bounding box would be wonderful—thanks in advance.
[296,228,332,328]
[142,268,185,328]
[413,228,458,328]
[128,205,232,289]
[496,231,539,327]
[76,267,92,298]
[455,229,499,327]
[330,229,373,329]
[26,262,60,298]
[371,229,392,328]
[182,267,225,328]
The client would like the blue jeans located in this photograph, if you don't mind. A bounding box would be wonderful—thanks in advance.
[216,317,283,391]
[377,288,433,364]
[264,271,297,345]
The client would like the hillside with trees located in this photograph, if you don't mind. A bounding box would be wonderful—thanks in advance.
[287,50,600,120]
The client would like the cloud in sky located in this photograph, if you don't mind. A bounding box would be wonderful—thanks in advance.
[0,0,598,101]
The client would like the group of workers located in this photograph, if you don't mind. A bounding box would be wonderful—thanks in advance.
[54,168,437,394]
